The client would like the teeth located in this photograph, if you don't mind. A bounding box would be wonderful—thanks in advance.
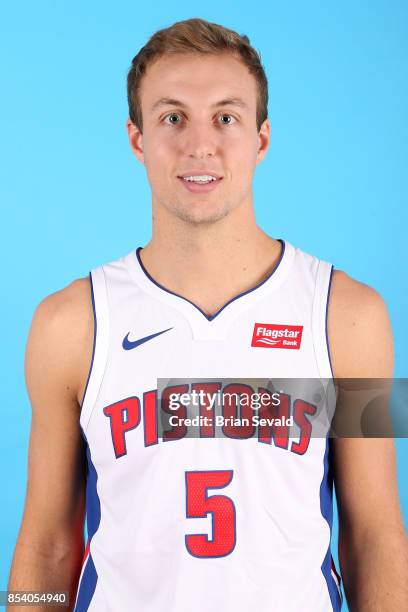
[183,175,217,183]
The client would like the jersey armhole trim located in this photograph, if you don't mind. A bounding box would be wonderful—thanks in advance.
[79,272,96,415]
[325,265,335,379]
[312,261,335,380]
[80,266,110,434]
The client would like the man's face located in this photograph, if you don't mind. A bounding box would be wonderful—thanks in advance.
[127,52,270,224]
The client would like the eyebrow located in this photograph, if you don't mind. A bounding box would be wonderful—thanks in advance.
[150,96,249,112]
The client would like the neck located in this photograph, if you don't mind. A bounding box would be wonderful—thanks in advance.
[139,196,282,316]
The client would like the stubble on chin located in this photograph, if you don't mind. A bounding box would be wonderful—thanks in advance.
[157,194,234,226]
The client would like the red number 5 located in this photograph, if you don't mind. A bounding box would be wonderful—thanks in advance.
[185,470,236,558]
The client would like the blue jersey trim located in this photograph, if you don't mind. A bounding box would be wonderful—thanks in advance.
[74,432,101,611]
[325,265,335,379]
[80,273,97,410]
[135,239,286,321]
[74,552,98,612]
[320,438,342,610]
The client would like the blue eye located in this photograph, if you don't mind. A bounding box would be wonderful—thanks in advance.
[163,113,235,126]
[219,114,235,125]
[165,113,182,124]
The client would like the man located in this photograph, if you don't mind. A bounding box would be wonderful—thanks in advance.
[8,17,407,612]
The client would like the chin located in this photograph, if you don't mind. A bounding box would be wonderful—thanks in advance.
[174,202,233,225]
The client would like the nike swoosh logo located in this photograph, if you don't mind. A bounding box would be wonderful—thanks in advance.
[122,327,173,350]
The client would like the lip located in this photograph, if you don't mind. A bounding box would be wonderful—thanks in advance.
[177,172,223,194]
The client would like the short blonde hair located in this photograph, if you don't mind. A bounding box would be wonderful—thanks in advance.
[127,17,268,132]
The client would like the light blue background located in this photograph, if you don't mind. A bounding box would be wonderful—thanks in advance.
[1,2,406,609]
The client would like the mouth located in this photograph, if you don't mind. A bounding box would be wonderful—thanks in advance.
[177,172,223,193]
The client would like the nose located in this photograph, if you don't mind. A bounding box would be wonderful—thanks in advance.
[183,122,217,159]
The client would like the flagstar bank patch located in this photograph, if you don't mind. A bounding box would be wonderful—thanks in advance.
[251,323,303,349]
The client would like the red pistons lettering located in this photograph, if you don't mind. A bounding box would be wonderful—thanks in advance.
[103,396,140,458]
[102,383,318,459]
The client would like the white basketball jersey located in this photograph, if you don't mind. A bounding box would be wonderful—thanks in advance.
[73,239,343,611]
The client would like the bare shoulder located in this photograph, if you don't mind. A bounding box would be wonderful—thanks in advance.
[34,276,91,319]
[328,269,393,378]
[26,276,94,408]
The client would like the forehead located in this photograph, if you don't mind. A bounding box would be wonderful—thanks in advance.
[139,52,258,110]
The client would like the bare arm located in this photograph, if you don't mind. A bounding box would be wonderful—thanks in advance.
[328,270,408,611]
[7,277,94,612]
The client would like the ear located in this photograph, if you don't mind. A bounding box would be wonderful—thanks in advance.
[126,118,144,164]
[256,118,271,165]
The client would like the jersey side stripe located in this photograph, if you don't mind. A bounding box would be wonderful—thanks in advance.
[74,553,98,612]
[72,542,90,610]
[74,434,101,611]
[319,438,342,610]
